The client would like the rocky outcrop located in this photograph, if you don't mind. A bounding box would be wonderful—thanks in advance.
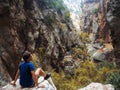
[107,0,120,63]
[2,77,57,90]
[0,0,24,83]
[0,0,80,84]
[62,54,75,75]
[79,82,114,90]
[80,0,115,62]
[87,42,113,61]
[87,0,120,62]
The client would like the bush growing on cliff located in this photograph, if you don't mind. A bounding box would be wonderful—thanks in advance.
[105,71,120,89]
[53,0,66,10]
[79,32,89,43]
[39,0,66,10]
[64,10,70,21]
[32,53,38,68]
[44,14,55,25]
[71,47,90,61]
[93,8,98,14]
[71,32,90,61]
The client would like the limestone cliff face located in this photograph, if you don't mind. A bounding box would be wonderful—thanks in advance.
[93,0,120,62]
[107,0,120,62]
[0,0,80,83]
[82,0,111,43]
[80,0,114,61]
[81,0,120,63]
[0,0,23,83]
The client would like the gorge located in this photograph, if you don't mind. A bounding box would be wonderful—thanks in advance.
[0,0,120,90]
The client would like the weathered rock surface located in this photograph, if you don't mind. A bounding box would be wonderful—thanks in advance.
[87,42,113,61]
[81,0,115,62]
[79,82,114,90]
[0,0,81,83]
[2,77,57,90]
[1,0,120,87]
[107,0,120,63]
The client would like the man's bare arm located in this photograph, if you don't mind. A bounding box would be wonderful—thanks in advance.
[11,69,20,85]
[31,71,39,87]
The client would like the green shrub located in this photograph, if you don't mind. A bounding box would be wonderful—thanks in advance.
[38,48,44,62]
[79,32,89,43]
[93,8,98,14]
[64,11,70,21]
[71,47,90,61]
[53,0,65,10]
[39,0,65,10]
[44,14,54,25]
[32,53,38,68]
[105,72,120,89]
[52,61,120,90]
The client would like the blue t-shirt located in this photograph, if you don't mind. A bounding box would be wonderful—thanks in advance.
[19,61,35,87]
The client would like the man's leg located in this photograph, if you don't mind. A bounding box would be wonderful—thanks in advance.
[35,68,57,90]
[35,68,46,77]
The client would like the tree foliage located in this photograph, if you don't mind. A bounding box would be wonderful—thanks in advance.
[52,61,120,90]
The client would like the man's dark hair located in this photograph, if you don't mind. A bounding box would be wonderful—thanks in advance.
[23,51,31,61]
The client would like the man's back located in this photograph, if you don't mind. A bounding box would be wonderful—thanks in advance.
[19,61,34,87]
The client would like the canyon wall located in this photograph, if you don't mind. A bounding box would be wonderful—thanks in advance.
[0,0,81,83]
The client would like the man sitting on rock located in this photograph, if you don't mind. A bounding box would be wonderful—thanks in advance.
[10,51,51,88]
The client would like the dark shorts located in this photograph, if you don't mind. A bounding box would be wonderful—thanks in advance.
[21,82,35,88]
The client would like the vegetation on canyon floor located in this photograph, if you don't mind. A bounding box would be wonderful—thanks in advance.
[52,60,120,90]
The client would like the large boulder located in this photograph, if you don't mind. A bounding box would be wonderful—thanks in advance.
[87,43,114,61]
[92,49,105,61]
[2,77,57,90]
[62,54,75,75]
[79,82,114,90]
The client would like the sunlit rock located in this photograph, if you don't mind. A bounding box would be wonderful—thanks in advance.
[89,33,96,43]
[2,77,57,90]
[63,54,75,75]
[87,42,114,61]
[86,44,97,56]
[79,82,114,90]
[92,49,105,61]
[102,43,114,53]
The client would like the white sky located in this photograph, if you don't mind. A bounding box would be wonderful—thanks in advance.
[63,0,84,15]
[63,0,85,31]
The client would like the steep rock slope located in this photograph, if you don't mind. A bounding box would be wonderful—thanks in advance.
[80,0,114,62]
[0,0,80,83]
[107,0,120,63]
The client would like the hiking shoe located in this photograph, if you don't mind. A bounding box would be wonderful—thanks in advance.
[44,73,51,80]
